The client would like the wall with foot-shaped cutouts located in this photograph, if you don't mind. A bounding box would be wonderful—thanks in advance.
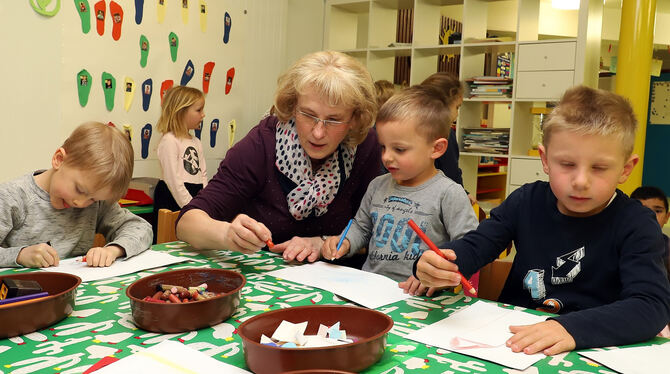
[0,0,300,182]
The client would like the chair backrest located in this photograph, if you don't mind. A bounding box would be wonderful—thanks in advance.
[157,209,180,244]
[477,259,513,301]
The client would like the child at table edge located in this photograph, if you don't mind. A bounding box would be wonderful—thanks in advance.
[414,85,670,355]
[322,85,478,295]
[0,122,152,268]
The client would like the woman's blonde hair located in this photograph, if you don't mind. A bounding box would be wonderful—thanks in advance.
[274,51,377,147]
[543,85,637,158]
[62,122,134,201]
[156,86,204,138]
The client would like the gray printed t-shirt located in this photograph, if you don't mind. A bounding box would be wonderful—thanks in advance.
[346,171,479,282]
[0,171,152,267]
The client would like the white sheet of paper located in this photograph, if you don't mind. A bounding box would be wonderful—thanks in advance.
[406,300,548,370]
[578,341,670,374]
[41,249,188,282]
[95,339,251,373]
[266,261,410,309]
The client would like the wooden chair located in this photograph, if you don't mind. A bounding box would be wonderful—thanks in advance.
[477,259,513,301]
[470,203,513,300]
[93,233,106,247]
[157,209,180,244]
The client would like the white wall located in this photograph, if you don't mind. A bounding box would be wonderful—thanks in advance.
[0,0,298,183]
[602,5,670,45]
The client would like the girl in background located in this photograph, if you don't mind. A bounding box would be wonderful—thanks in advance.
[153,86,208,241]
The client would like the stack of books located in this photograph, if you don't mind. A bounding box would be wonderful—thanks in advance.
[462,128,510,154]
[467,76,513,98]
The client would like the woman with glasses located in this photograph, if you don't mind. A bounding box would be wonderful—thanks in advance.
[175,51,380,265]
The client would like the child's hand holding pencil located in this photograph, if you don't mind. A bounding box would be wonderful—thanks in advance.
[321,235,351,261]
[409,219,477,296]
[320,219,354,261]
[415,249,464,289]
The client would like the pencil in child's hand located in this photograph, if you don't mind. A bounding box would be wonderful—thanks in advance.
[336,219,354,253]
[407,219,477,296]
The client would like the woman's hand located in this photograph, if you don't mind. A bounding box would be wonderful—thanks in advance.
[177,210,272,254]
[271,236,322,263]
[222,214,272,254]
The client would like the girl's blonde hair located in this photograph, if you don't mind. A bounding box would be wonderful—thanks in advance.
[274,51,377,147]
[156,86,204,138]
[62,122,134,201]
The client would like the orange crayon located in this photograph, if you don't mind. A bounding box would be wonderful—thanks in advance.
[265,239,275,249]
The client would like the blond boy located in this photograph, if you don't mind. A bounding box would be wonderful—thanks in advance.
[0,122,152,268]
[322,85,478,296]
[415,86,670,354]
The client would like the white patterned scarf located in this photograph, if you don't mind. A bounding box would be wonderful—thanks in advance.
[275,119,355,220]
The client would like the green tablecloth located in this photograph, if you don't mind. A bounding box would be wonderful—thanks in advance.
[0,242,659,373]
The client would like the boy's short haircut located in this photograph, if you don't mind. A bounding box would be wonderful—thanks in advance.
[542,85,637,158]
[62,122,134,201]
[631,186,669,212]
[374,79,396,109]
[376,84,451,141]
[420,72,464,108]
[157,85,205,138]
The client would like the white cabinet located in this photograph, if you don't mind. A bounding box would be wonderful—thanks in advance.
[516,70,576,99]
[509,157,548,186]
[324,0,603,206]
[517,42,576,71]
[516,41,577,100]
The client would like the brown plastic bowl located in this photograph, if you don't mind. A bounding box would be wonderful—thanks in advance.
[126,268,245,333]
[0,272,81,339]
[238,305,393,374]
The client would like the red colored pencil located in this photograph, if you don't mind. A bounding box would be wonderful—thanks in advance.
[407,219,477,296]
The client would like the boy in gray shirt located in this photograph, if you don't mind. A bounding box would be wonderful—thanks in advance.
[322,85,478,296]
[0,122,152,268]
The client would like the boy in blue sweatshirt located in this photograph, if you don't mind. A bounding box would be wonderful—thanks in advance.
[415,86,670,355]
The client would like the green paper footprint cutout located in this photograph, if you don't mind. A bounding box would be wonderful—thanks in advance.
[77,69,92,107]
[101,72,116,111]
[74,0,91,33]
[139,35,150,67]
[168,32,179,62]
[30,0,61,16]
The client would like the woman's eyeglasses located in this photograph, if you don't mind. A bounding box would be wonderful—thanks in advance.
[296,110,350,128]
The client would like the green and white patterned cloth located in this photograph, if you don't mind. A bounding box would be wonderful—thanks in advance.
[1,242,665,373]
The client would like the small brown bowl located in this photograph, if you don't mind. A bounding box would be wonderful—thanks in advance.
[0,272,81,339]
[238,305,393,374]
[126,268,245,333]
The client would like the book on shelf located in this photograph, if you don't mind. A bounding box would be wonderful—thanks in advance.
[467,76,513,98]
[462,128,510,154]
[496,52,513,79]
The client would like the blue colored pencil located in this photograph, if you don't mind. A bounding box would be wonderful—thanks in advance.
[336,219,354,252]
